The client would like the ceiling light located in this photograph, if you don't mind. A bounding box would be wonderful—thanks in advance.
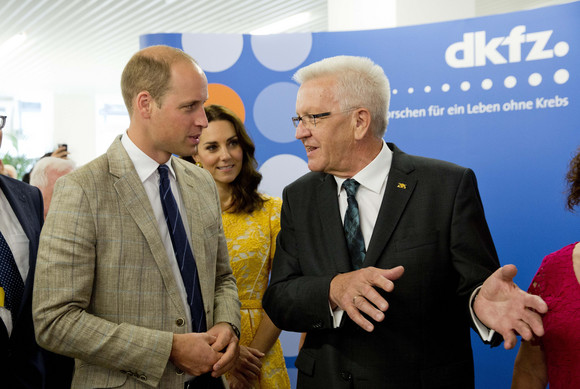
[0,32,27,53]
[250,12,311,35]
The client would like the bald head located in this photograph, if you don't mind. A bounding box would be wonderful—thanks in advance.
[121,45,202,117]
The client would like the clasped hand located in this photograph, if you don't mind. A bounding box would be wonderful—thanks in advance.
[170,322,239,377]
[329,266,405,332]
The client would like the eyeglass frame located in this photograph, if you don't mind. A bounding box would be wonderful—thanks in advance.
[0,115,6,130]
[291,107,360,129]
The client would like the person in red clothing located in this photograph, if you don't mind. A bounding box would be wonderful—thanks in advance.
[512,146,580,389]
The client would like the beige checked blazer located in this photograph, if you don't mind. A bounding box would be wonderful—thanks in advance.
[33,136,241,388]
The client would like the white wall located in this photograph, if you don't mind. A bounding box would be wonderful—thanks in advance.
[53,93,97,167]
[396,0,475,26]
[328,0,397,30]
[328,0,476,31]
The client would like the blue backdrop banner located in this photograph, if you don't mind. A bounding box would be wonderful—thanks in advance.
[142,2,580,387]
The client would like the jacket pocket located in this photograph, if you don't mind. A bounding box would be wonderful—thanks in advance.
[295,350,316,377]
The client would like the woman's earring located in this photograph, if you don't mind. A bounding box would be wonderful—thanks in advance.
[195,161,203,168]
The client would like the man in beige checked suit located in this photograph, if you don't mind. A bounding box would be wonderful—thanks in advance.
[32,45,241,388]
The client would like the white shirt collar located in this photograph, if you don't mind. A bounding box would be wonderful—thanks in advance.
[334,140,393,195]
[120,132,176,182]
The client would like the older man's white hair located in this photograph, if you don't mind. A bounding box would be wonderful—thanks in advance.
[293,55,391,138]
[30,156,76,189]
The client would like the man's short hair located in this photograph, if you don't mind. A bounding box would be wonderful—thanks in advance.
[293,55,391,138]
[120,45,197,116]
[30,157,76,189]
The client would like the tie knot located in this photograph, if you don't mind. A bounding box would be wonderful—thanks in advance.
[158,164,169,179]
[342,178,360,197]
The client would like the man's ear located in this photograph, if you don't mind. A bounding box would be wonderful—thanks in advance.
[353,108,372,140]
[136,91,154,119]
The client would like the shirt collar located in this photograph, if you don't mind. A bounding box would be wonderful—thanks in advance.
[334,140,393,195]
[121,132,176,183]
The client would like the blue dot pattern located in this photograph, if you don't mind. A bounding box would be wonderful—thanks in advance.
[158,164,206,332]
[0,230,24,312]
[342,179,366,270]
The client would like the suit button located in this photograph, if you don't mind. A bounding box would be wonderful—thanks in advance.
[176,318,185,327]
[139,374,147,381]
[176,367,184,375]
[340,371,352,381]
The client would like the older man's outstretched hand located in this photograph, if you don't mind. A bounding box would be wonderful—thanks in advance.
[474,264,548,349]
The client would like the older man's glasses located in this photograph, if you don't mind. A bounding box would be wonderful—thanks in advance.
[292,108,359,129]
[291,112,331,129]
[0,116,6,130]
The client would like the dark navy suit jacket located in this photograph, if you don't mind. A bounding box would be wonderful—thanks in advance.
[263,143,500,389]
[0,174,72,388]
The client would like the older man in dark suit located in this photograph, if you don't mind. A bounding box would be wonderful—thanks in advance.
[262,56,548,389]
[0,114,72,388]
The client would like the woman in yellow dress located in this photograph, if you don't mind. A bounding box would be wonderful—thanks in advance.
[193,104,290,389]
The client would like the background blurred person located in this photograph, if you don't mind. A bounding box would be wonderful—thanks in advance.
[22,144,69,183]
[192,104,290,389]
[0,115,72,388]
[512,146,580,389]
[0,163,17,178]
[29,156,76,218]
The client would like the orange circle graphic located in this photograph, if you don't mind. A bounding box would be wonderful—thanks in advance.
[206,83,246,122]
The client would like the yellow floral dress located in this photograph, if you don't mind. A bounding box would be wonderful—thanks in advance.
[222,195,290,388]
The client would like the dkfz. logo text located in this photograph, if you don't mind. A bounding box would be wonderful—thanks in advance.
[445,25,569,68]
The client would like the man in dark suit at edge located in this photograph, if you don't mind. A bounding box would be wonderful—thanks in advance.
[0,114,72,388]
[262,56,547,389]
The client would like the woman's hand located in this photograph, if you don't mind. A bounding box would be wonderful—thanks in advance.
[227,345,265,388]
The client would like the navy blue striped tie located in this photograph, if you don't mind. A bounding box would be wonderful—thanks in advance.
[158,164,206,332]
[342,179,366,270]
[0,230,24,313]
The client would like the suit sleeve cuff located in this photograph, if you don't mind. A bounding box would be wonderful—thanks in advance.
[469,286,495,342]
[329,302,345,328]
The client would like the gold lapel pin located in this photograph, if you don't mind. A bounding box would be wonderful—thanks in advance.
[397,183,407,189]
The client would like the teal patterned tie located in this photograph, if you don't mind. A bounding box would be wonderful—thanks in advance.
[342,179,365,270]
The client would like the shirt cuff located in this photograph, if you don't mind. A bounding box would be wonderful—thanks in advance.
[329,302,345,328]
[469,286,496,342]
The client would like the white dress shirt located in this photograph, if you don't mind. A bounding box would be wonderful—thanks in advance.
[334,140,392,250]
[330,140,391,326]
[121,133,193,330]
[0,188,30,336]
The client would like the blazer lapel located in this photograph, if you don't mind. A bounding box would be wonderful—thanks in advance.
[0,176,41,321]
[0,176,40,255]
[107,137,186,315]
[365,144,416,267]
[171,159,213,312]
[171,160,206,268]
[316,174,352,274]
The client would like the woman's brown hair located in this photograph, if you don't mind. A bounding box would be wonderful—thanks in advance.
[565,146,580,211]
